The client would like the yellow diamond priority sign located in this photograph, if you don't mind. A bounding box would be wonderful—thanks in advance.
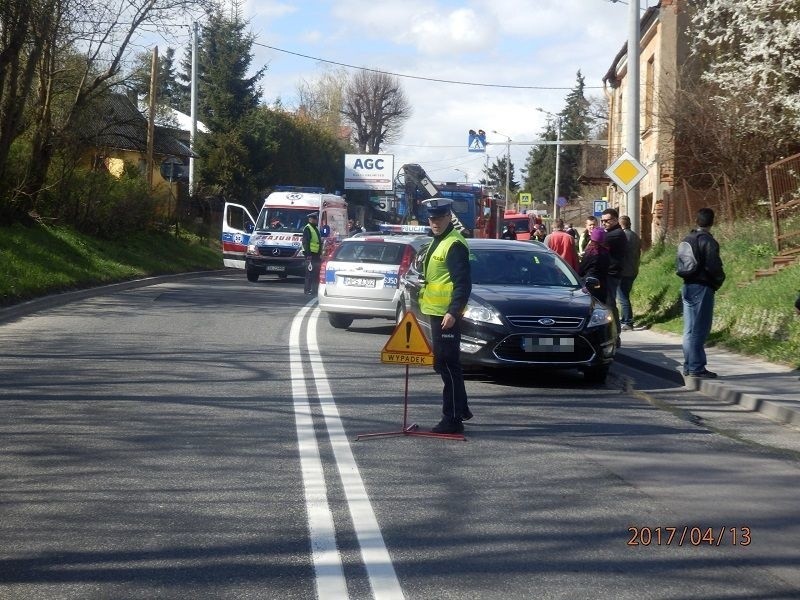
[381,312,434,367]
[605,151,648,193]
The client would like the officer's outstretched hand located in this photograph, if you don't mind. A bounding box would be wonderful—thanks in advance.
[442,313,456,330]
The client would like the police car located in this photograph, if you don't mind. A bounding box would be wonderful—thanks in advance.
[317,225,430,329]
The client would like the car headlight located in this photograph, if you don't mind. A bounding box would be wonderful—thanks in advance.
[587,306,613,328]
[462,300,503,325]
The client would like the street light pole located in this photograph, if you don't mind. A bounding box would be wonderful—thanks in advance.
[536,108,562,222]
[492,130,511,212]
[454,168,469,183]
[553,116,561,222]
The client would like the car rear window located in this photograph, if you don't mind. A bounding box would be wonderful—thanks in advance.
[333,242,404,265]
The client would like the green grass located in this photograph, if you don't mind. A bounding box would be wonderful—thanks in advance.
[0,223,222,306]
[632,218,800,368]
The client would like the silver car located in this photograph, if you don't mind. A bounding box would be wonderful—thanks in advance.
[318,231,429,328]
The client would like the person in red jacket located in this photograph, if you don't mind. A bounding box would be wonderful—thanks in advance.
[544,219,579,270]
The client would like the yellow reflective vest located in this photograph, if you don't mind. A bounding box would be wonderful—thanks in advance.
[420,229,467,316]
[304,224,321,254]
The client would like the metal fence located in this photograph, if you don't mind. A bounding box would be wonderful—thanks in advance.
[766,152,800,256]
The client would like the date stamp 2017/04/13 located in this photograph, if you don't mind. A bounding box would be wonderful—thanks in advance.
[627,526,751,547]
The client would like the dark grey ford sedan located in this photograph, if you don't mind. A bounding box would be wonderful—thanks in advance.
[399,238,618,382]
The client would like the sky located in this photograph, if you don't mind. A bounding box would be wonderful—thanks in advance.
[161,0,655,186]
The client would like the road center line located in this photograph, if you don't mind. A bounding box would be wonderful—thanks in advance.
[290,304,348,600]
[306,308,405,600]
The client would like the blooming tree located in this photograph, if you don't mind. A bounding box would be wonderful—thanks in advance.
[689,0,800,147]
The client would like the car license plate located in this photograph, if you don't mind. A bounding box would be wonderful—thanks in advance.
[522,337,574,353]
[265,264,285,272]
[344,276,376,288]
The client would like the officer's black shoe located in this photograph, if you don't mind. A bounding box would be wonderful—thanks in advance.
[431,418,464,434]
[461,406,473,421]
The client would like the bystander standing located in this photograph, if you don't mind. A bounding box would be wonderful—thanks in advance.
[677,207,726,378]
[618,215,642,331]
[544,219,579,270]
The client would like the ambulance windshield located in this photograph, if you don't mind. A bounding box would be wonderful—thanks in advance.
[255,208,314,233]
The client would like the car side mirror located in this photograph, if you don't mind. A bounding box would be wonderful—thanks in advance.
[245,222,254,233]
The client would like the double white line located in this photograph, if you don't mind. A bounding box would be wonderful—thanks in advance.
[290,304,404,600]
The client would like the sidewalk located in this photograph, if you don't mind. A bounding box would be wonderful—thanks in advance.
[614,328,800,428]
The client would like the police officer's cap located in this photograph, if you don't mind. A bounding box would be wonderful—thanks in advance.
[422,198,453,217]
[307,212,318,219]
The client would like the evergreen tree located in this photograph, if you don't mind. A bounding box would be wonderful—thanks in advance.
[522,121,558,206]
[192,7,267,205]
[128,47,183,113]
[482,155,518,197]
[522,71,593,206]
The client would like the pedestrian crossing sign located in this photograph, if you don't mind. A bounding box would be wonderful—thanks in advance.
[381,312,434,366]
[468,129,486,153]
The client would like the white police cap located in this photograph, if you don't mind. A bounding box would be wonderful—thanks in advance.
[422,198,453,217]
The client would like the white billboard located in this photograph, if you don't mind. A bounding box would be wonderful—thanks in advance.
[344,154,394,191]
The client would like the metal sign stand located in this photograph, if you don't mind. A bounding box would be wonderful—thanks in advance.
[355,365,466,442]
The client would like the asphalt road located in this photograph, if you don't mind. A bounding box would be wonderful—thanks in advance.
[1,272,798,599]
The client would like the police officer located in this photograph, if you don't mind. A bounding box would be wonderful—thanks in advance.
[420,198,473,434]
[303,212,322,295]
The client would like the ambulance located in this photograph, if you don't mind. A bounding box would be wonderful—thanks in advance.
[222,187,348,282]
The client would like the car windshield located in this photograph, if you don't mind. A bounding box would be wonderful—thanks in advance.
[254,208,313,233]
[504,218,531,233]
[469,247,579,287]
[333,242,404,265]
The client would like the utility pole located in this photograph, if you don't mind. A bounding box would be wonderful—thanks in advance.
[553,116,561,222]
[189,21,198,196]
[146,46,158,191]
[627,0,641,232]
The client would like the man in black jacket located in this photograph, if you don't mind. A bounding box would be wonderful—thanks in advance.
[601,208,627,342]
[678,207,726,378]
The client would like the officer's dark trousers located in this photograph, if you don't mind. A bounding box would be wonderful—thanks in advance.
[304,256,321,294]
[429,315,468,421]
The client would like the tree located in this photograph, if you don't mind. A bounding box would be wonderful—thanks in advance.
[0,0,210,224]
[295,67,348,138]
[341,70,411,153]
[689,0,800,149]
[192,7,266,206]
[128,47,183,112]
[483,155,518,196]
[522,72,595,206]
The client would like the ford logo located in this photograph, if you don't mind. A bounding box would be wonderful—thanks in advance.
[272,248,281,256]
[537,318,556,326]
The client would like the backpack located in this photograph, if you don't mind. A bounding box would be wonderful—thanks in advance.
[675,231,703,278]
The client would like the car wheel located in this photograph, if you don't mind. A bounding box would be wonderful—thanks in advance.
[246,269,260,282]
[396,301,406,324]
[583,365,609,384]
[328,313,353,329]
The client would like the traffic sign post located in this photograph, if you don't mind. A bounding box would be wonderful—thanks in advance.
[356,312,466,441]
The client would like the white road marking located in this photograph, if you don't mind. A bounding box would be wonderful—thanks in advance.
[290,305,349,600]
[306,308,405,600]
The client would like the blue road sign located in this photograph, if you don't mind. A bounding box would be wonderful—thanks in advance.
[468,129,486,153]
[593,199,608,217]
